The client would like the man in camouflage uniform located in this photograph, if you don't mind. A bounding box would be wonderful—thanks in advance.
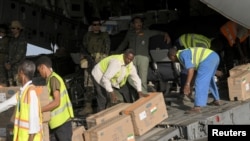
[80,17,110,115]
[82,17,110,63]
[0,24,9,86]
[5,20,27,86]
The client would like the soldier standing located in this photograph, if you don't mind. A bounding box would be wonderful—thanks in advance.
[80,17,110,115]
[5,20,27,86]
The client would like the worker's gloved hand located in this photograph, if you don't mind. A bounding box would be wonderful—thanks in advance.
[109,92,118,104]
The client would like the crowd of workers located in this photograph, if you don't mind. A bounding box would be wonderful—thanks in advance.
[0,16,250,140]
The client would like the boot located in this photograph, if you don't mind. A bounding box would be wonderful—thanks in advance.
[78,102,93,116]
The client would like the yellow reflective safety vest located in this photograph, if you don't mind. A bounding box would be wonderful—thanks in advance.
[99,54,132,87]
[13,84,43,141]
[177,47,213,70]
[179,33,211,49]
[47,72,74,129]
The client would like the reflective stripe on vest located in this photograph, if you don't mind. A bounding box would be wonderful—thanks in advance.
[177,47,212,70]
[47,72,74,129]
[99,54,132,87]
[179,34,211,49]
[13,85,43,141]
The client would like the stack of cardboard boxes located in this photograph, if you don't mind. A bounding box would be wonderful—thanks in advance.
[83,92,168,141]
[0,87,19,141]
[227,63,250,101]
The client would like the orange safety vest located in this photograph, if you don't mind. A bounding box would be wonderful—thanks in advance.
[13,85,43,141]
[220,21,250,47]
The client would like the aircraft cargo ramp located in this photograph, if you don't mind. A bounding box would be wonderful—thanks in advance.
[136,80,250,141]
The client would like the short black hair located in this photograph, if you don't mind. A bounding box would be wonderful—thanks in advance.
[18,60,36,80]
[124,48,135,56]
[131,16,144,23]
[167,47,177,58]
[90,17,101,24]
[36,55,52,68]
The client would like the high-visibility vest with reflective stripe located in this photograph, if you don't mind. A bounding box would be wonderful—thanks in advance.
[220,21,250,47]
[13,84,43,141]
[99,54,132,87]
[177,47,213,70]
[47,72,74,129]
[179,33,211,49]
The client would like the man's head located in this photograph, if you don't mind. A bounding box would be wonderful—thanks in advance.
[123,49,135,65]
[90,17,101,33]
[167,47,178,62]
[10,20,23,37]
[17,60,36,84]
[131,16,144,31]
[36,55,53,78]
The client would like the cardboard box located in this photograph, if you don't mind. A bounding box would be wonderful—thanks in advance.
[84,115,135,141]
[227,70,250,101]
[43,123,49,141]
[34,86,51,122]
[0,137,6,141]
[229,63,250,76]
[0,87,19,137]
[122,92,168,136]
[86,103,131,129]
[72,126,85,141]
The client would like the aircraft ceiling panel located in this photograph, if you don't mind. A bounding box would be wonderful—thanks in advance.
[200,0,250,29]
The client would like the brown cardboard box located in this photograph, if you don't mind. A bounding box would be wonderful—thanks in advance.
[34,86,51,122]
[229,63,250,76]
[86,103,131,129]
[72,126,85,141]
[43,123,50,141]
[84,115,135,141]
[0,137,6,141]
[122,92,168,136]
[0,87,19,137]
[227,70,250,101]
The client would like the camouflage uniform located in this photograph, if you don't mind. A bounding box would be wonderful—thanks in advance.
[82,31,110,86]
[80,31,110,115]
[0,35,9,85]
[83,31,110,63]
[6,32,27,85]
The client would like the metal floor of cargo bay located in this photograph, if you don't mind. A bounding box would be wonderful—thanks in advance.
[73,76,250,141]
[136,78,250,141]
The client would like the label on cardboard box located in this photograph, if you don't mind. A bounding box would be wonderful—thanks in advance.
[150,106,157,113]
[0,93,6,102]
[127,134,135,141]
[139,111,146,120]
[245,83,250,91]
